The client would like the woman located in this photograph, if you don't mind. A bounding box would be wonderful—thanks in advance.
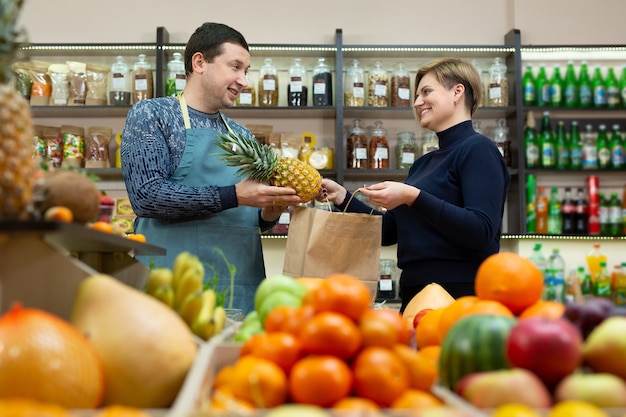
[319,58,510,311]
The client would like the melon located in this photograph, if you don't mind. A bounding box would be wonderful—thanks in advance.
[401,283,455,331]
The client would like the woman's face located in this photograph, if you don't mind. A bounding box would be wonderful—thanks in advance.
[413,72,457,132]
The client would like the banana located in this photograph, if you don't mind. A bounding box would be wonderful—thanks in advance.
[211,305,227,336]
[144,268,174,297]
[190,289,218,340]
[173,263,205,311]
[172,251,200,290]
[179,289,214,327]
[151,284,175,308]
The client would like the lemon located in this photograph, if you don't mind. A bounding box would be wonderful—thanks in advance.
[548,400,610,417]
[493,403,543,417]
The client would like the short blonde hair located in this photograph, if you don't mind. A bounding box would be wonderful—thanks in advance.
[414,58,482,115]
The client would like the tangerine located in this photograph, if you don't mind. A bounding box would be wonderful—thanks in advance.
[0,303,105,408]
[229,356,288,408]
[263,304,315,335]
[463,299,514,318]
[125,233,147,243]
[359,308,411,347]
[90,221,114,234]
[519,300,566,320]
[352,346,410,407]
[332,397,380,412]
[474,252,544,315]
[299,311,362,360]
[437,296,479,341]
[392,344,439,391]
[240,331,303,373]
[414,307,445,348]
[43,206,74,223]
[289,355,353,407]
[93,405,155,417]
[305,273,372,320]
[389,389,443,409]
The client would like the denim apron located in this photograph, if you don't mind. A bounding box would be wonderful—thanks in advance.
[135,95,265,313]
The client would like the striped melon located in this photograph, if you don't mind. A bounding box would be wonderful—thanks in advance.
[438,314,517,390]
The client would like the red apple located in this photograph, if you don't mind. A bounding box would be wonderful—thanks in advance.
[413,308,433,329]
[506,317,583,388]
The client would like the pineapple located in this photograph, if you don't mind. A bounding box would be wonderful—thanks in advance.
[0,0,37,220]
[216,130,322,203]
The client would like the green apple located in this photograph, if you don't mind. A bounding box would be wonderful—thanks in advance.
[254,275,307,312]
[233,313,264,343]
[257,290,303,324]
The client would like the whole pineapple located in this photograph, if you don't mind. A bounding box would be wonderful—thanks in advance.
[0,0,36,220]
[216,130,322,203]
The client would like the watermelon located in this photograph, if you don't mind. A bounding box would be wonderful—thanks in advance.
[438,314,517,390]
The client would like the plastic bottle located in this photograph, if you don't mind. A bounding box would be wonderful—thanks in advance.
[390,62,411,107]
[258,58,279,107]
[582,124,598,170]
[555,120,570,170]
[547,187,562,234]
[608,192,622,236]
[606,67,620,108]
[165,52,186,97]
[108,55,131,105]
[132,54,153,103]
[540,111,555,168]
[560,187,575,234]
[528,243,547,282]
[568,121,583,169]
[344,59,365,107]
[579,267,593,298]
[565,267,582,304]
[312,58,332,106]
[488,57,508,107]
[578,61,592,108]
[563,60,578,108]
[574,187,589,234]
[521,64,536,106]
[592,66,607,108]
[535,64,549,107]
[545,248,566,302]
[609,124,624,169]
[586,243,608,283]
[287,58,308,107]
[524,111,540,169]
[594,261,612,299]
[614,262,626,306]
[596,124,610,169]
[536,186,549,234]
[549,64,564,107]
[623,184,626,235]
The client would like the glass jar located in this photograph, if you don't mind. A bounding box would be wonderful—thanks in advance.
[488,57,509,107]
[368,60,389,107]
[108,56,131,105]
[288,58,308,107]
[421,130,439,155]
[470,59,486,107]
[165,52,186,97]
[258,58,279,106]
[369,120,389,170]
[346,119,368,169]
[132,54,153,103]
[377,258,397,300]
[396,131,418,169]
[235,75,256,107]
[312,58,332,106]
[344,59,365,107]
[493,118,511,166]
[390,62,411,107]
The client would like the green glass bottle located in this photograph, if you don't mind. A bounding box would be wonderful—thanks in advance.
[526,174,537,233]
[547,187,563,234]
[606,67,620,108]
[555,120,570,170]
[620,65,626,108]
[610,124,625,169]
[549,65,564,107]
[563,60,578,108]
[540,111,556,168]
[599,192,609,235]
[535,64,549,107]
[592,66,607,108]
[578,61,592,108]
[569,121,583,170]
[597,124,610,169]
[522,64,536,106]
[524,111,540,169]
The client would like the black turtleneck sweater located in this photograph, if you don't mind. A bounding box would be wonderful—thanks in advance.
[339,120,510,293]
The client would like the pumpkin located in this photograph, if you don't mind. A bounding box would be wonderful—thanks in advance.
[438,314,517,390]
[401,283,455,331]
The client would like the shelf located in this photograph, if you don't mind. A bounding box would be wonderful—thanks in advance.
[31,105,131,118]
[222,106,335,119]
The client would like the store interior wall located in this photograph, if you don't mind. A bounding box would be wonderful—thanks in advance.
[18,0,626,278]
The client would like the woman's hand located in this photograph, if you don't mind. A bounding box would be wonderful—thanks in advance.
[359,181,420,211]
[316,178,347,206]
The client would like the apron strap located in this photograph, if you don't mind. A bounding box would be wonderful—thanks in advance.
[178,94,234,134]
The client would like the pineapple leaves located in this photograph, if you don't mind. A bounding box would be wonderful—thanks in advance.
[214,130,277,182]
[0,0,28,83]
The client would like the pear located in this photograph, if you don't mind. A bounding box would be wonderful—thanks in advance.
[583,316,626,380]
[70,274,198,408]
[554,372,626,408]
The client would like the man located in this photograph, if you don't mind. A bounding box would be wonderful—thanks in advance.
[121,22,300,313]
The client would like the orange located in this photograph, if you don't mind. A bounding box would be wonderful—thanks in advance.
[352,346,410,407]
[213,364,237,390]
[0,398,75,417]
[389,389,443,409]
[229,356,288,408]
[332,397,380,412]
[289,355,353,407]
[519,300,566,320]
[263,304,315,335]
[43,206,74,223]
[125,233,147,243]
[295,277,324,291]
[392,344,439,391]
[437,296,479,342]
[463,299,514,318]
[0,303,105,408]
[299,311,362,360]
[90,221,113,234]
[359,308,411,348]
[474,252,544,315]
[240,331,303,373]
[305,273,372,320]
[93,405,155,417]
[414,307,445,348]
[209,387,255,414]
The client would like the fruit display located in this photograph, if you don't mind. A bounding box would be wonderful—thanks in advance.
[215,128,322,202]
[144,251,228,341]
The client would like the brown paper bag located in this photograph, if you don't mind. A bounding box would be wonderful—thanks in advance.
[282,203,382,296]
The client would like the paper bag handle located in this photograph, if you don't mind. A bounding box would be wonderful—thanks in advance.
[343,189,375,215]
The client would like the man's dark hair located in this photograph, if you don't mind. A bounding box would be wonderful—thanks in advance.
[184,22,249,75]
